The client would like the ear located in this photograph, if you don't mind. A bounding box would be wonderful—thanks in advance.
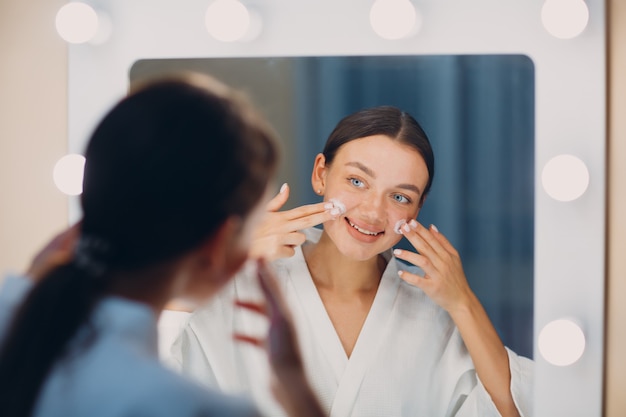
[311,153,327,195]
[418,193,428,210]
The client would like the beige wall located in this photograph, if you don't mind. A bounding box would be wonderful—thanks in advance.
[606,0,626,415]
[0,0,68,278]
[0,1,624,414]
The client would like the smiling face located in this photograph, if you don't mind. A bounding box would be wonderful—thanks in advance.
[312,134,430,261]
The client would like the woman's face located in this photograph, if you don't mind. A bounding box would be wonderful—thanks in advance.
[314,135,430,261]
[181,186,271,302]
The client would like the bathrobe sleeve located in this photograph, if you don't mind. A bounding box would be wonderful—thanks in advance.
[448,347,533,417]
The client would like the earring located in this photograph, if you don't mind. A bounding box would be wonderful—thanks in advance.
[317,189,322,194]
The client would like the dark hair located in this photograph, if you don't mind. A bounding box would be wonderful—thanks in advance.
[322,105,434,206]
[0,74,279,417]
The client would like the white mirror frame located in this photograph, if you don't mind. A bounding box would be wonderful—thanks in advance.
[67,1,606,415]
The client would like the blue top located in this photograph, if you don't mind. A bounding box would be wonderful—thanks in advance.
[0,274,258,417]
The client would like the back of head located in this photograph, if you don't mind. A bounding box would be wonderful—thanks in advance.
[322,105,435,204]
[81,74,278,270]
[0,73,279,417]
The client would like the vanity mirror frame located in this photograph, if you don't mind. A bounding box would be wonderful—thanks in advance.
[67,1,606,416]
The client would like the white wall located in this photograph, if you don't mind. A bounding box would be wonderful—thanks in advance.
[0,0,68,278]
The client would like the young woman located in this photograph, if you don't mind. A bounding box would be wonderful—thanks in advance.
[0,74,325,417]
[171,106,533,417]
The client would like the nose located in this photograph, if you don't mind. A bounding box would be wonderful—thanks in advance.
[359,194,387,224]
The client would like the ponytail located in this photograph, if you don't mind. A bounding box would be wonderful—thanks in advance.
[0,263,109,417]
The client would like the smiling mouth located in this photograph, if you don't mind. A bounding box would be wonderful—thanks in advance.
[346,218,383,236]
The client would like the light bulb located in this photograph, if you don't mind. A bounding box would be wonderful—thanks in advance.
[53,154,85,196]
[369,0,421,40]
[541,0,589,39]
[538,319,586,366]
[205,0,251,42]
[541,154,590,201]
[55,2,99,44]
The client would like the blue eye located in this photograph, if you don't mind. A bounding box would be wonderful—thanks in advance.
[350,178,364,188]
[393,194,410,204]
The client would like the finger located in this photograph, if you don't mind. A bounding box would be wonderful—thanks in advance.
[397,269,432,291]
[249,233,304,261]
[429,224,459,256]
[284,210,335,232]
[281,201,333,222]
[280,232,307,247]
[256,258,286,316]
[401,220,447,262]
[233,333,265,348]
[234,300,268,316]
[393,248,438,279]
[266,183,290,212]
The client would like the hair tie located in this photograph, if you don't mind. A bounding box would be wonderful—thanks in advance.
[73,235,112,277]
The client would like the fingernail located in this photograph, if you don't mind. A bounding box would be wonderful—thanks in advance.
[409,219,418,229]
[330,208,341,216]
[279,183,287,193]
[324,202,334,210]
[403,223,411,232]
[393,249,402,256]
[431,224,439,233]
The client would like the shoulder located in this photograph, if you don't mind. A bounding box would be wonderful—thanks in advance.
[128,369,257,417]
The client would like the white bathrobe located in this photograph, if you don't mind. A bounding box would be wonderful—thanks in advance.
[169,227,533,417]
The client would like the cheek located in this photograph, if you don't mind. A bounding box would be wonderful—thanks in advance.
[387,205,421,234]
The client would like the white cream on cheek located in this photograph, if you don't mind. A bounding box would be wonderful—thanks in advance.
[328,198,347,217]
[394,219,407,234]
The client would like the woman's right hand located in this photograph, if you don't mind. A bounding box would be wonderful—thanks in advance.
[249,183,337,261]
[234,259,325,417]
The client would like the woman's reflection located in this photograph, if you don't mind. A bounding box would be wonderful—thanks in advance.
[169,106,533,417]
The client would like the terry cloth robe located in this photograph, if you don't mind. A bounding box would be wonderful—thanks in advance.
[0,274,257,417]
[169,227,533,417]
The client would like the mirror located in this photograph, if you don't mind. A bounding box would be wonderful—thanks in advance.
[66,1,606,415]
[130,54,535,358]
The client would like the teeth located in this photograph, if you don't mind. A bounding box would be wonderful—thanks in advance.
[348,220,380,236]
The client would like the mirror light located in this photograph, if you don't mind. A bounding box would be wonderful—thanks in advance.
[53,154,85,196]
[369,0,421,40]
[541,154,590,201]
[541,0,589,39]
[205,0,257,42]
[538,319,586,366]
[55,2,99,44]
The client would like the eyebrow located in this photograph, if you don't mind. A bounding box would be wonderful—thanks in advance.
[345,161,422,196]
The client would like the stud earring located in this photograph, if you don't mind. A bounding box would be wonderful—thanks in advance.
[317,189,322,194]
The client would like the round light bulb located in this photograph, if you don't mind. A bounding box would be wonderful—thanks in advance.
[53,154,85,196]
[538,319,586,366]
[205,0,251,42]
[541,154,590,201]
[55,2,99,44]
[369,0,421,40]
[541,0,589,39]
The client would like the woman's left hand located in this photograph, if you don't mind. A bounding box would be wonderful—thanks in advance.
[392,220,474,315]
[26,222,81,282]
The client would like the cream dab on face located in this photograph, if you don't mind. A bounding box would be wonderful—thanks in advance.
[394,219,407,235]
[328,198,347,216]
